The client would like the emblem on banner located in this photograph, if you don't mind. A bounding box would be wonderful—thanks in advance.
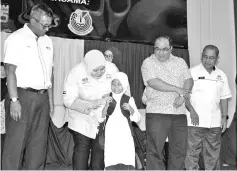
[68,9,93,36]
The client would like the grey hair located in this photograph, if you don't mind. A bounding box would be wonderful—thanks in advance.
[30,4,54,18]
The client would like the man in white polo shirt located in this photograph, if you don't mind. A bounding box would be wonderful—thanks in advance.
[2,4,54,170]
[185,45,232,170]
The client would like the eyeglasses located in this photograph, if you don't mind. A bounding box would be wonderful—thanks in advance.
[32,17,52,30]
[154,47,171,53]
[104,54,113,60]
[202,55,217,61]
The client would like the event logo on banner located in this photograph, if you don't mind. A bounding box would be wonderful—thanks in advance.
[0,4,9,23]
[68,9,93,36]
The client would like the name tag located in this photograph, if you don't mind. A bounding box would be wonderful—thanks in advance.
[46,46,51,50]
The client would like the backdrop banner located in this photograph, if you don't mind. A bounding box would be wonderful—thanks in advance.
[1,0,188,47]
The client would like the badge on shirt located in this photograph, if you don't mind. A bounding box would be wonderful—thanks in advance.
[216,75,222,81]
[46,46,51,50]
[106,74,112,79]
[82,77,89,84]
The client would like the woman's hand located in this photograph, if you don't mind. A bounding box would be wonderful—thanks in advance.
[92,98,106,109]
[102,93,110,98]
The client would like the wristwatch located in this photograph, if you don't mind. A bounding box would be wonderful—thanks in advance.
[10,97,19,102]
[222,115,229,120]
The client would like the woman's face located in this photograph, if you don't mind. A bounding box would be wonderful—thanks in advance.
[1,65,6,78]
[90,65,106,79]
[111,79,124,94]
[104,50,113,62]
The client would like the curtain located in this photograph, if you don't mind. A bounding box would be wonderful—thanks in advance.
[235,0,237,69]
[85,40,190,109]
[50,37,84,128]
[1,32,10,62]
[187,0,236,127]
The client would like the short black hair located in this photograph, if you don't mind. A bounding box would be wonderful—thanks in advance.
[154,35,173,47]
[202,45,219,56]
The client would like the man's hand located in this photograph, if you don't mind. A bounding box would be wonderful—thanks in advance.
[221,116,227,133]
[173,96,185,108]
[10,101,21,121]
[176,87,191,100]
[190,110,199,126]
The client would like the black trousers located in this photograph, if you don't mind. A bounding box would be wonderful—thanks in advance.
[185,127,221,170]
[146,113,187,170]
[2,88,50,170]
[70,129,104,170]
[220,112,237,166]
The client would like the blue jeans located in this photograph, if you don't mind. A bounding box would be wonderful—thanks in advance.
[185,127,221,170]
[146,113,187,170]
[70,129,104,170]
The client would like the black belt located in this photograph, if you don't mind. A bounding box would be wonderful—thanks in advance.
[23,88,47,94]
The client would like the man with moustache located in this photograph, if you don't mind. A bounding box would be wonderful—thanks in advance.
[2,4,54,170]
[185,45,232,170]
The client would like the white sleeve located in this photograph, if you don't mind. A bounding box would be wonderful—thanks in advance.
[220,73,232,99]
[4,34,21,66]
[63,66,95,114]
[129,97,141,122]
[63,67,80,107]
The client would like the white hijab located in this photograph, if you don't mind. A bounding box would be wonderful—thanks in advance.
[83,49,106,76]
[111,72,129,102]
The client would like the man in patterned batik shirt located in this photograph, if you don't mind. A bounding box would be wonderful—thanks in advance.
[141,35,193,170]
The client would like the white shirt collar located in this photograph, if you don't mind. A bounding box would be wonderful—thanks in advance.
[23,24,38,39]
[199,63,217,76]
